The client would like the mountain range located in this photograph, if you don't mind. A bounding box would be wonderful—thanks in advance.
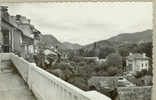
[39,29,152,50]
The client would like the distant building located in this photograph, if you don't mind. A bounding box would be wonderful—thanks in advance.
[126,53,149,73]
[0,6,40,58]
[83,57,99,63]
[97,58,106,64]
[43,49,57,56]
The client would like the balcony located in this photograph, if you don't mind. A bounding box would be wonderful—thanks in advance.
[0,53,111,100]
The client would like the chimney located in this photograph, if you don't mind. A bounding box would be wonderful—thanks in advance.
[28,19,30,24]
[16,15,21,19]
[15,15,21,23]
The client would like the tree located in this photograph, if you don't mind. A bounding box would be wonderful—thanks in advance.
[136,42,152,58]
[118,42,152,58]
[79,48,85,56]
[87,49,97,57]
[99,47,115,59]
[118,46,129,57]
[105,53,123,76]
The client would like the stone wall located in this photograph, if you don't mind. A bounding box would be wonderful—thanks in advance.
[117,86,152,100]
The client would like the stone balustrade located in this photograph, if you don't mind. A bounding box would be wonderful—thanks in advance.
[0,53,111,100]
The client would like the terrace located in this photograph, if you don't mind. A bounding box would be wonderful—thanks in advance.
[0,53,111,100]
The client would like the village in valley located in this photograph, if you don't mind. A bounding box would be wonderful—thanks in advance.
[0,6,153,100]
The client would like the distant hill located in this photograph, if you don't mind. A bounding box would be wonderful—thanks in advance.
[79,29,152,58]
[39,34,81,50]
[84,40,116,51]
[84,29,152,50]
[39,29,152,51]
[63,42,82,50]
[108,29,152,44]
[39,34,66,49]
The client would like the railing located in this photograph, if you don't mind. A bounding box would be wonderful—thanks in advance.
[0,53,111,100]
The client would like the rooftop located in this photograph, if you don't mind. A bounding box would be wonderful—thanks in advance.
[126,53,149,60]
[1,7,39,39]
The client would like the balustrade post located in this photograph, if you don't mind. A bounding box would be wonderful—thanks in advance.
[0,54,1,72]
[28,63,35,89]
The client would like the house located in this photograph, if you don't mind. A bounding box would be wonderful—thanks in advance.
[0,6,40,58]
[43,49,57,56]
[126,53,149,73]
[9,15,41,58]
[0,6,22,53]
[33,29,41,53]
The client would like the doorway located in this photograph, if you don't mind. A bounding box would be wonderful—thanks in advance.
[2,29,10,52]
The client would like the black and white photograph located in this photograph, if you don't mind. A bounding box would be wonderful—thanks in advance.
[0,2,153,100]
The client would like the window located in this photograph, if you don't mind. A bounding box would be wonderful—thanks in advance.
[142,63,144,67]
[19,35,22,44]
[16,15,21,20]
[129,64,132,71]
[28,45,34,54]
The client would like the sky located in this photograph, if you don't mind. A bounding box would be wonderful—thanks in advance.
[1,2,152,45]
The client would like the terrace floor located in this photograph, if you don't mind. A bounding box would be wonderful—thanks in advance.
[0,62,36,100]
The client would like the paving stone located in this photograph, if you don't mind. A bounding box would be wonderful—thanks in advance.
[0,70,36,100]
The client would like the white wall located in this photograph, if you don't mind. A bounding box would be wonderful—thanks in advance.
[135,59,149,72]
[127,59,149,73]
[10,53,29,82]
[0,53,111,100]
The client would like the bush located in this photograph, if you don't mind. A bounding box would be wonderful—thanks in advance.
[78,62,86,66]
[72,57,83,63]
[135,69,150,78]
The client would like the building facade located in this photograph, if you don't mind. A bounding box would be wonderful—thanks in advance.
[0,6,40,59]
[126,53,149,73]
